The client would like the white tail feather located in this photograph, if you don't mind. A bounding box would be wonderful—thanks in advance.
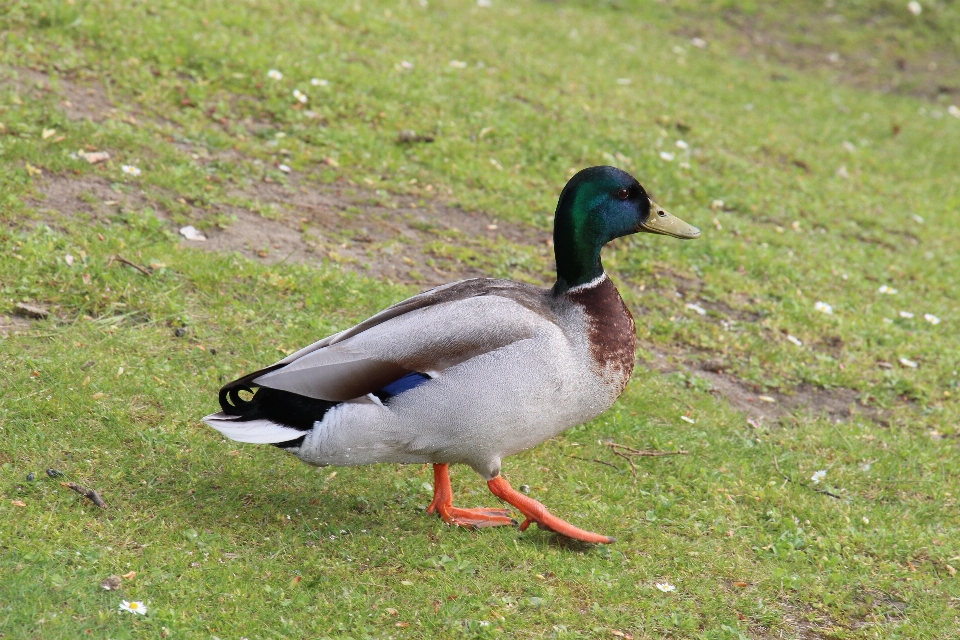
[202,412,307,444]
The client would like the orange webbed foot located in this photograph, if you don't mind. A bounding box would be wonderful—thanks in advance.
[487,475,615,544]
[427,464,518,530]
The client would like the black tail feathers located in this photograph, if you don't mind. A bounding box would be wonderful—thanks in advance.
[217,365,336,449]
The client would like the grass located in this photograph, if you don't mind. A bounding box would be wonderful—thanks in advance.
[3,0,960,638]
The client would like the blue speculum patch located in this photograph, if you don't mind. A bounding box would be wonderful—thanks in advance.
[377,371,431,398]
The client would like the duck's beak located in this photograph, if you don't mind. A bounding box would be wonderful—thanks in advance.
[639,199,701,239]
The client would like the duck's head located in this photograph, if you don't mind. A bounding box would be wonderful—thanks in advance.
[552,165,700,292]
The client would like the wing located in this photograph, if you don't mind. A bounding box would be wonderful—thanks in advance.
[236,279,554,402]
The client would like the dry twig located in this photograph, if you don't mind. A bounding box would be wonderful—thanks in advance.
[61,482,107,508]
[112,254,152,277]
[566,454,621,472]
[605,442,688,481]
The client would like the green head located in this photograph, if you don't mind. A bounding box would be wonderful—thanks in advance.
[552,166,700,292]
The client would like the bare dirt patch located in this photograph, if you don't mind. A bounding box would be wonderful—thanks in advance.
[4,66,124,122]
[642,346,884,426]
[0,315,34,338]
[28,172,552,288]
[676,10,960,101]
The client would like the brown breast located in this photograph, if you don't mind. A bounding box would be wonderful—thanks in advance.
[566,276,636,398]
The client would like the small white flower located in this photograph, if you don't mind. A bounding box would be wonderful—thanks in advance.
[119,600,147,615]
[680,416,695,424]
[477,0,491,6]
[655,582,676,592]
[675,140,689,150]
[924,313,940,325]
[949,105,960,118]
[399,60,414,70]
[877,285,897,295]
[65,254,74,267]
[811,470,826,485]
[842,141,856,152]
[907,1,922,16]
[882,317,893,324]
[899,357,918,368]
[293,89,307,104]
[899,310,914,319]
[267,69,283,80]
[311,78,329,86]
[685,302,706,315]
[659,151,675,162]
[711,199,725,211]
[814,301,833,315]
[911,214,924,223]
[449,60,467,69]
[862,517,870,524]
[787,334,803,347]
[837,165,849,178]
[691,37,707,49]
[121,165,142,176]
[616,78,632,85]
[278,164,291,173]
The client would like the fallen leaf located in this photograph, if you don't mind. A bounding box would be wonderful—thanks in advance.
[11,500,26,507]
[81,151,111,164]
[179,225,207,242]
[121,571,136,580]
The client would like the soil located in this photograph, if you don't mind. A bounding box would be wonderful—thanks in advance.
[0,315,34,338]
[641,345,885,426]
[676,10,960,101]
[4,66,123,122]
[28,173,549,287]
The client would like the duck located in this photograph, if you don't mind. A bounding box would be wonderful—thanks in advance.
[203,166,700,544]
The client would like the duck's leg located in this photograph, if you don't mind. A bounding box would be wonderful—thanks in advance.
[487,475,616,544]
[427,464,517,529]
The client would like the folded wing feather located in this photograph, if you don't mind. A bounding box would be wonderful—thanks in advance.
[254,282,549,401]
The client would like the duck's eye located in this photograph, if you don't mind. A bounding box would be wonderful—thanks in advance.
[616,188,630,200]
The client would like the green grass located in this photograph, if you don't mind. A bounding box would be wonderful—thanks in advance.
[3,1,960,638]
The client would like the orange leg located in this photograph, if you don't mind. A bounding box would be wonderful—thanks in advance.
[487,475,615,544]
[427,464,517,529]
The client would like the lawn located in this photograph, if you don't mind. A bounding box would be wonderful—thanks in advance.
[2,0,960,638]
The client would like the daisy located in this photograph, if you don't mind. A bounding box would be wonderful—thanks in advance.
[814,301,833,315]
[811,470,826,485]
[655,582,676,592]
[121,165,142,176]
[267,69,283,80]
[119,600,147,615]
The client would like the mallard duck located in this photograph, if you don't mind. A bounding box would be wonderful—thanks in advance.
[203,166,700,543]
